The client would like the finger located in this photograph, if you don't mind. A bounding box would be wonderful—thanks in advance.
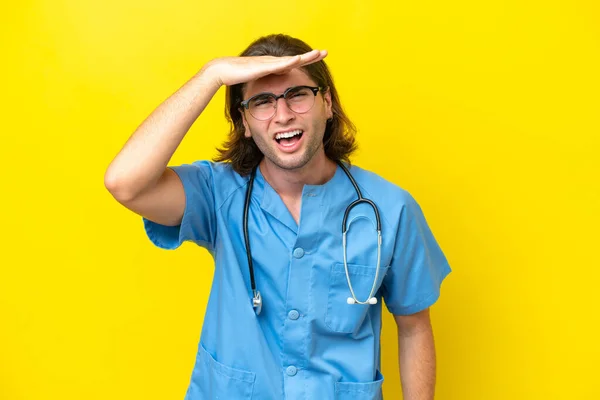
[266,50,326,75]
[298,50,327,67]
[263,54,304,75]
[275,50,327,73]
[296,49,322,64]
[265,50,323,67]
[266,54,302,71]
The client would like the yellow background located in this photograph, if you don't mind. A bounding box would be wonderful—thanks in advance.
[2,0,599,399]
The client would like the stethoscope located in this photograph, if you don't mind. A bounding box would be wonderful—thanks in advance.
[243,160,382,315]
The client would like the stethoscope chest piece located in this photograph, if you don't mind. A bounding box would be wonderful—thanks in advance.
[252,289,262,315]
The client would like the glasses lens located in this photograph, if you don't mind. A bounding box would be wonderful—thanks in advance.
[285,87,315,114]
[249,94,277,120]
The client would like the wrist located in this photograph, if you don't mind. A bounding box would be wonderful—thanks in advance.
[197,60,223,89]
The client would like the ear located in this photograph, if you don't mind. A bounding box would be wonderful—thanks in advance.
[322,88,333,120]
[240,109,252,138]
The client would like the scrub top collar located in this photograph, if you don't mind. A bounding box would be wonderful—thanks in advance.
[251,161,348,233]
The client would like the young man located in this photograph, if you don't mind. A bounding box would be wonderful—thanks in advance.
[105,34,451,400]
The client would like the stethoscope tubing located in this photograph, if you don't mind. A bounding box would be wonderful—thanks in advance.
[244,160,382,314]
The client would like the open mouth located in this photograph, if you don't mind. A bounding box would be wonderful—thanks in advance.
[274,129,304,148]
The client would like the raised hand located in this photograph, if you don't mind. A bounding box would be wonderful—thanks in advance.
[204,49,328,87]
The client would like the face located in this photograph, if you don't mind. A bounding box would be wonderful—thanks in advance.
[240,68,333,172]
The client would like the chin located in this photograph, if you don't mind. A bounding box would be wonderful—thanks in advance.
[266,153,311,171]
[260,139,323,171]
[274,158,309,171]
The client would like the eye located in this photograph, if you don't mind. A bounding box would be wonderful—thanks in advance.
[251,95,274,108]
[287,87,311,100]
[294,88,308,96]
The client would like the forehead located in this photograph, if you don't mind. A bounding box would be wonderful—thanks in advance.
[244,68,317,98]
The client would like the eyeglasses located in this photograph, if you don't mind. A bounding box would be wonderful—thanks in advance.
[240,85,324,121]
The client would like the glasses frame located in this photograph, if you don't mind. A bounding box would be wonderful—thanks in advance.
[240,85,324,121]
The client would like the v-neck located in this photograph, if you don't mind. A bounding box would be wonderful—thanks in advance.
[253,162,345,235]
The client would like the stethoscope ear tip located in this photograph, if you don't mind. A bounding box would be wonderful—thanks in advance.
[347,297,356,305]
[368,297,378,305]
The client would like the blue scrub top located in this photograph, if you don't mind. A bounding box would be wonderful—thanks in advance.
[143,160,451,400]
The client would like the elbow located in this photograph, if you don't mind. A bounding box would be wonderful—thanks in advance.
[104,169,137,203]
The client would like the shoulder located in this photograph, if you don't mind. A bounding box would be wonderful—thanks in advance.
[345,163,426,237]
[175,160,244,183]
[171,160,248,204]
[346,163,417,210]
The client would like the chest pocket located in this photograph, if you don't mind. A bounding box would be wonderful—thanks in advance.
[325,262,390,334]
[184,343,256,400]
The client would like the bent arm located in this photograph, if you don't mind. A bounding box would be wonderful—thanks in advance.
[104,66,220,226]
[395,308,436,400]
[104,51,327,227]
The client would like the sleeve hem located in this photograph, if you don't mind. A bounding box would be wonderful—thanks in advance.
[386,290,440,316]
[386,266,451,316]
[142,217,187,250]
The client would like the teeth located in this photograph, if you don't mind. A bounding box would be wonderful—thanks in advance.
[275,130,302,140]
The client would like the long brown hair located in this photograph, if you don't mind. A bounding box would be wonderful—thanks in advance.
[213,34,358,176]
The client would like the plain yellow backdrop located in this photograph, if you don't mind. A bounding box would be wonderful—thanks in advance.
[1,0,599,399]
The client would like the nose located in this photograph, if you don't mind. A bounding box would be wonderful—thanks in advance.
[273,97,295,124]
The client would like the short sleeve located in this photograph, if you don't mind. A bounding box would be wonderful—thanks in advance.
[142,161,217,252]
[382,191,452,315]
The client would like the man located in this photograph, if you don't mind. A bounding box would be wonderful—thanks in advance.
[105,33,451,400]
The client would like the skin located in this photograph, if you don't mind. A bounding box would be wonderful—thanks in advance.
[396,308,437,400]
[104,49,329,226]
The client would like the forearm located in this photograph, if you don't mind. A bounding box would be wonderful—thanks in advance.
[104,65,221,199]
[398,324,436,400]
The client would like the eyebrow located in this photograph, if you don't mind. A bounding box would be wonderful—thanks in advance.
[251,91,277,98]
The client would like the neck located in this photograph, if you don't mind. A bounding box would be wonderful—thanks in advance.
[259,153,337,198]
